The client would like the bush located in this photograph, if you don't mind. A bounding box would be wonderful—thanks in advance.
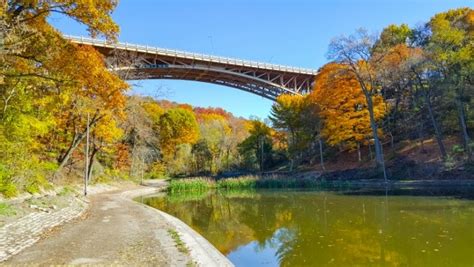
[25,172,50,194]
[146,162,167,179]
[0,164,18,198]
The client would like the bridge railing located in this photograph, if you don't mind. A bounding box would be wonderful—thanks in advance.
[64,35,318,75]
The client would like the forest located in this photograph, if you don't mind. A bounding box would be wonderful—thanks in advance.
[1,1,473,197]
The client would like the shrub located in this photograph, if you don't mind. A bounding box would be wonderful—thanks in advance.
[146,162,167,179]
[0,164,17,198]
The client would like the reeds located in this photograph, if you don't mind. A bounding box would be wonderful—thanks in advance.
[168,177,215,193]
[167,174,335,193]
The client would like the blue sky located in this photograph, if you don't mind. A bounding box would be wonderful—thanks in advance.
[51,0,472,119]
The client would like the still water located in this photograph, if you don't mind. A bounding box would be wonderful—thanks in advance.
[142,188,474,266]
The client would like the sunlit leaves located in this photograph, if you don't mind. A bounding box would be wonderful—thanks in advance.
[311,62,387,149]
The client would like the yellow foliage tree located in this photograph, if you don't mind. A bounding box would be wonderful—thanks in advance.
[158,108,200,161]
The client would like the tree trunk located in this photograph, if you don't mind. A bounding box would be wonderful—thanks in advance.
[87,146,99,183]
[424,91,447,159]
[389,132,394,150]
[365,94,387,181]
[57,133,84,172]
[456,96,472,160]
[357,143,362,162]
[319,139,325,171]
[56,112,101,174]
[368,142,373,160]
[417,119,425,153]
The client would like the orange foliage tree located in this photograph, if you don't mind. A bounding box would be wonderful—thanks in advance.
[310,62,387,159]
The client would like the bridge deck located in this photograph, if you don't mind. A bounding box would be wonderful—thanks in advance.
[65,35,317,100]
[65,35,318,76]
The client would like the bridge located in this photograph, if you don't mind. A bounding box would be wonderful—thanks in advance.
[65,36,318,101]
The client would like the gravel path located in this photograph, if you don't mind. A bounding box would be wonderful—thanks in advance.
[5,185,192,266]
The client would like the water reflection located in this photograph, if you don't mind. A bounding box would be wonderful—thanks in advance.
[143,189,474,266]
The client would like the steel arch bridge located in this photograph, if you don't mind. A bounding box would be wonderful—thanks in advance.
[66,36,318,101]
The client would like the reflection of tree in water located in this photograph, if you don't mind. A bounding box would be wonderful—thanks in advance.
[144,190,474,266]
[272,228,297,263]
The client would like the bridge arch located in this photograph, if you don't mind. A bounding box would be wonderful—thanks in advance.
[66,36,317,101]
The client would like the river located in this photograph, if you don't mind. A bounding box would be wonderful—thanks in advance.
[142,187,474,266]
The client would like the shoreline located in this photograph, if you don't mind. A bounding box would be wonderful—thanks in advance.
[122,187,234,267]
[1,182,233,266]
[2,178,473,264]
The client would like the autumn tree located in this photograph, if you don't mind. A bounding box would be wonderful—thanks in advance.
[1,0,124,194]
[194,114,231,174]
[50,44,129,173]
[328,29,389,179]
[158,108,199,174]
[311,62,387,161]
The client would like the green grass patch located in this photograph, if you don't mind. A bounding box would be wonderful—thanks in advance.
[168,229,189,254]
[168,177,215,193]
[167,174,349,193]
[216,175,257,189]
[0,202,16,216]
[58,186,77,196]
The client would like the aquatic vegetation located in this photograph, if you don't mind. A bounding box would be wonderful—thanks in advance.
[216,175,258,189]
[169,175,338,193]
[168,178,215,193]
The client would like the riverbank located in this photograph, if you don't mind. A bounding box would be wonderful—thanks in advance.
[167,173,474,195]
[1,182,232,266]
[0,183,120,262]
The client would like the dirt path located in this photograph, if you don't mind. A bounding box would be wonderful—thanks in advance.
[6,185,192,266]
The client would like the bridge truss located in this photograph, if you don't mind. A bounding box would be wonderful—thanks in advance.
[66,35,318,101]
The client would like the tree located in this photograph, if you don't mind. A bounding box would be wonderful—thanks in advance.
[5,1,119,40]
[427,8,473,159]
[195,114,231,175]
[328,29,388,179]
[270,94,305,168]
[238,120,274,172]
[86,113,124,180]
[0,0,124,194]
[311,62,387,161]
[121,96,160,179]
[270,94,322,169]
[51,45,129,172]
[158,108,199,167]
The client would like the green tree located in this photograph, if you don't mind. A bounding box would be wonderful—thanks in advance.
[427,8,473,159]
[238,120,274,172]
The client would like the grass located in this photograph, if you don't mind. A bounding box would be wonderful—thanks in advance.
[216,175,258,189]
[168,177,215,193]
[0,202,17,216]
[168,174,347,193]
[57,186,77,196]
[168,229,189,254]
